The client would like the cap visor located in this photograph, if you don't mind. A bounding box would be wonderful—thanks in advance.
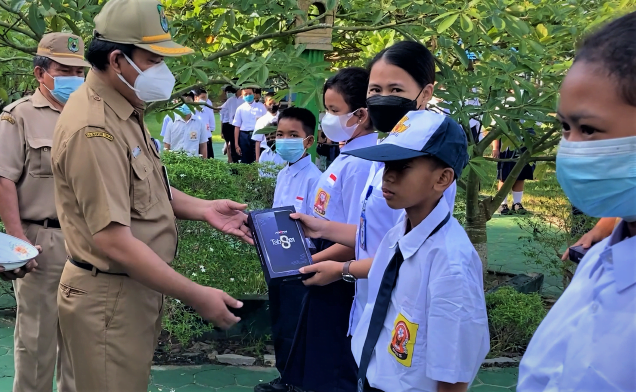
[253,125,277,135]
[343,144,427,162]
[136,41,194,57]
[47,55,91,68]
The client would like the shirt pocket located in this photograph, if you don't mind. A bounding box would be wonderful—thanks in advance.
[387,305,425,369]
[26,137,53,178]
[130,155,158,214]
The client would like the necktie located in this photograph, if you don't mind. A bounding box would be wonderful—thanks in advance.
[357,213,450,392]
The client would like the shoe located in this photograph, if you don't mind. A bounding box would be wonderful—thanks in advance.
[499,203,511,215]
[512,202,527,214]
[254,377,289,392]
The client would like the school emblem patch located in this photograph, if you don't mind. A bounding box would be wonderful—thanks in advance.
[157,4,169,33]
[189,131,197,140]
[67,37,79,53]
[313,188,330,217]
[390,116,410,135]
[388,313,418,367]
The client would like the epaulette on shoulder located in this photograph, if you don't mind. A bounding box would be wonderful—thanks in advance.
[2,95,32,113]
[85,88,106,130]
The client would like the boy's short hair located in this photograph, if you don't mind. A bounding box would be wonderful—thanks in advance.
[224,85,237,93]
[194,87,207,96]
[265,91,276,98]
[278,107,316,137]
[182,91,195,100]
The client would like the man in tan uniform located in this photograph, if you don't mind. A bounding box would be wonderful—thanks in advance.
[0,33,88,392]
[52,0,251,390]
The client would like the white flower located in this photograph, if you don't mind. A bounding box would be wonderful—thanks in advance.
[175,299,181,304]
[192,272,197,277]
[180,174,186,178]
[209,247,214,252]
[200,265,206,272]
[230,278,235,282]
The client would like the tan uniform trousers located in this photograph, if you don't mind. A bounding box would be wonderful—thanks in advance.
[57,262,163,392]
[13,222,73,392]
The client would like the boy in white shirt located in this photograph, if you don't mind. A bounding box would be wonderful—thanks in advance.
[343,112,489,392]
[232,87,267,164]
[163,104,208,158]
[253,92,280,161]
[193,88,215,159]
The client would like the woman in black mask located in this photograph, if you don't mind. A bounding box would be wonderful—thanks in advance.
[366,41,436,132]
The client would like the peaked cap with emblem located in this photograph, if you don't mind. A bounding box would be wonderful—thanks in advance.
[93,0,193,57]
[36,32,90,67]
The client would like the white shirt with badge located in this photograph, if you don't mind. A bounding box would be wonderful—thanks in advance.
[194,98,215,136]
[348,161,459,336]
[311,133,378,224]
[517,220,636,392]
[351,195,489,392]
[273,155,322,216]
[163,115,208,156]
[232,101,267,132]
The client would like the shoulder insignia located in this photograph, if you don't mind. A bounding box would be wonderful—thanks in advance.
[85,131,114,141]
[0,113,15,124]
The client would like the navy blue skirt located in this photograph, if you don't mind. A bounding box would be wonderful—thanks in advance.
[281,239,358,392]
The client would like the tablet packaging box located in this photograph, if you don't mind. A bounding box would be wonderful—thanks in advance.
[247,206,313,285]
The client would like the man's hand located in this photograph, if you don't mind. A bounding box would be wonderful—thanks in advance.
[299,260,343,286]
[190,286,243,330]
[491,148,500,158]
[203,200,253,244]
[235,144,242,156]
[0,245,41,281]
[289,213,327,239]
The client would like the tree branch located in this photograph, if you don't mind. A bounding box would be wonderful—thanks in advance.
[475,126,503,155]
[0,20,38,41]
[0,36,37,54]
[0,0,40,41]
[146,78,230,111]
[0,56,32,62]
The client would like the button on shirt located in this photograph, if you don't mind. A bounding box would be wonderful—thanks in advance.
[273,155,322,216]
[220,96,242,124]
[311,133,378,224]
[351,195,489,391]
[232,102,267,131]
[163,116,208,156]
[518,221,636,392]
[348,162,459,335]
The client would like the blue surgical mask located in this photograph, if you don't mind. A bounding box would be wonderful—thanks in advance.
[44,73,84,104]
[556,136,636,222]
[276,138,307,163]
[243,94,255,104]
[179,104,192,116]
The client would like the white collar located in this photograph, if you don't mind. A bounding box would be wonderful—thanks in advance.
[287,154,312,176]
[598,220,636,292]
[341,133,378,153]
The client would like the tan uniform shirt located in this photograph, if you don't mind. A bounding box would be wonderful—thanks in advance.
[52,71,177,273]
[0,90,60,221]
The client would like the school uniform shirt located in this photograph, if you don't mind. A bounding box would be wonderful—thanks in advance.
[348,162,458,335]
[163,115,208,156]
[351,195,489,391]
[273,155,322,216]
[232,102,267,132]
[220,96,242,124]
[311,133,378,224]
[259,147,286,166]
[160,114,173,138]
[194,98,215,135]
[517,220,636,392]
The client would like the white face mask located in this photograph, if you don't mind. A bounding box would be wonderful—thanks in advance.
[117,54,175,102]
[320,111,359,142]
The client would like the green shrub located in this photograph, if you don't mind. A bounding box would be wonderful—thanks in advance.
[161,152,280,344]
[486,286,546,357]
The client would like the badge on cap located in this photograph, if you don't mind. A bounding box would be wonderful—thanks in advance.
[391,116,410,135]
[67,37,79,53]
[157,4,169,33]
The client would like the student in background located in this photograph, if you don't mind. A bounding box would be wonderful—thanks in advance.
[518,12,636,392]
[161,91,195,139]
[255,108,322,392]
[252,121,285,178]
[193,87,215,159]
[233,87,267,164]
[280,67,377,392]
[220,86,242,163]
[253,92,280,161]
[163,103,208,158]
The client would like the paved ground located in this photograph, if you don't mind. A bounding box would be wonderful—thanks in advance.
[0,318,519,392]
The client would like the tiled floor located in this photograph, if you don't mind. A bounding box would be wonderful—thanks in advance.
[0,317,518,392]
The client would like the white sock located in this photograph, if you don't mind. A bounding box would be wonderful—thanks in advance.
[501,194,510,205]
[513,191,523,204]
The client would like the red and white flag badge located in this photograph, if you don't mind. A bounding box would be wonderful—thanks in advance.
[296,196,304,201]
[327,173,337,186]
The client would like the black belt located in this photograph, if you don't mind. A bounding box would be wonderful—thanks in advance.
[69,258,128,277]
[241,130,254,134]
[23,219,61,229]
